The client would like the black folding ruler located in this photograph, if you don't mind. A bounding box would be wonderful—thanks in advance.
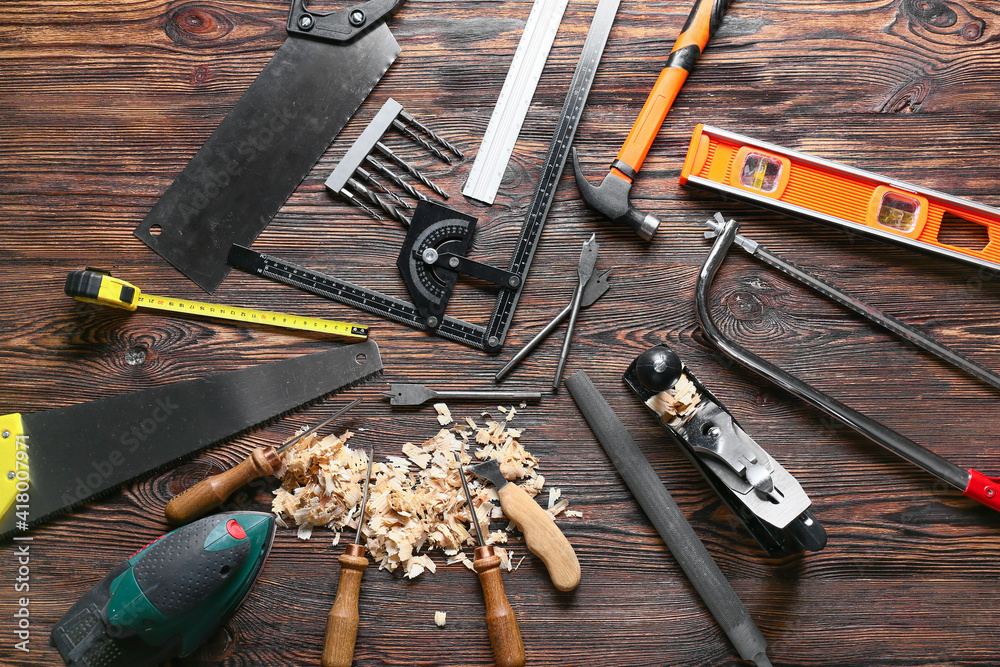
[228,0,622,353]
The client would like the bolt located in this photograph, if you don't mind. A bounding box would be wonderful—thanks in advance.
[708,426,721,438]
[349,9,365,26]
[297,13,314,30]
[6,472,13,480]
[508,276,520,287]
[1,430,8,439]
[449,257,460,269]
[426,316,439,328]
[422,248,439,264]
[987,487,996,498]
[487,336,500,348]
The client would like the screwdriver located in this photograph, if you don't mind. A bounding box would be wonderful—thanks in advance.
[459,461,526,667]
[164,397,363,526]
[322,446,374,667]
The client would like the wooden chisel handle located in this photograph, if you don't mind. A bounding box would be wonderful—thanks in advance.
[164,447,281,526]
[498,484,581,591]
[323,544,369,667]
[473,546,525,667]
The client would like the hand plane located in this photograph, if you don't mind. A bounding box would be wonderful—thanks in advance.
[624,343,826,556]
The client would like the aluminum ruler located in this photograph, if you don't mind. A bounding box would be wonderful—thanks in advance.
[462,0,570,205]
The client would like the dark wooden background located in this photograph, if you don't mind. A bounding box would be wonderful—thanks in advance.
[3,0,1000,665]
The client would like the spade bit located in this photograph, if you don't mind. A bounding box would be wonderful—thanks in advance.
[624,343,826,556]
[466,459,581,592]
[383,383,542,407]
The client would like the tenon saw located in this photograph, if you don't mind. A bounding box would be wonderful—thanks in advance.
[0,341,382,538]
[134,0,403,293]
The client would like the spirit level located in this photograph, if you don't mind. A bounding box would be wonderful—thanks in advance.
[64,269,369,340]
[680,124,1000,273]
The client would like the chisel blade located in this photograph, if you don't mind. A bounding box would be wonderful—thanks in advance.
[0,342,383,538]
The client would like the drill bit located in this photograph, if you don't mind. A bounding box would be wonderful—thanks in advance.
[393,119,451,163]
[355,166,411,209]
[338,184,385,222]
[400,109,464,159]
[375,141,449,199]
[347,177,412,226]
[364,155,429,203]
[553,234,599,389]
[322,445,374,667]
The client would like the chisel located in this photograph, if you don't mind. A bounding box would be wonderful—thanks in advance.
[322,446,375,667]
[460,462,526,667]
[467,458,581,591]
[164,398,362,525]
[566,371,772,667]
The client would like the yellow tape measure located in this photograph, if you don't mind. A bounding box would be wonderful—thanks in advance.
[65,269,369,340]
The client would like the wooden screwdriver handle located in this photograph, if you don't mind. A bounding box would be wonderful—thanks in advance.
[323,544,369,667]
[164,447,281,526]
[474,546,526,667]
[498,483,581,592]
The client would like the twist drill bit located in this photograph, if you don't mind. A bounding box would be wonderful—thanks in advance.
[364,155,429,203]
[347,177,412,226]
[392,119,451,164]
[339,185,385,222]
[355,166,412,209]
[375,141,449,199]
[400,109,464,159]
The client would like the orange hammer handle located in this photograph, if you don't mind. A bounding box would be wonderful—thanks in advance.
[614,0,731,180]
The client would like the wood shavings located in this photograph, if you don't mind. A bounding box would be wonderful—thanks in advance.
[273,408,547,580]
[646,373,702,426]
[564,510,583,518]
[434,403,453,425]
[547,498,570,517]
[547,487,561,510]
[434,611,447,628]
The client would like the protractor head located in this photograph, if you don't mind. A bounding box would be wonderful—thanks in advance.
[397,201,478,329]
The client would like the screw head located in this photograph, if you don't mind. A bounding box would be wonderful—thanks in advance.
[297,13,314,30]
[422,248,439,264]
[6,472,13,480]
[426,316,439,328]
[487,336,500,348]
[448,257,460,269]
[987,487,996,498]
[349,9,366,26]
[708,426,721,438]
[1,430,8,439]
[508,276,520,287]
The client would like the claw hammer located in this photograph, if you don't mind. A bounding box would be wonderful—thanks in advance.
[573,0,731,239]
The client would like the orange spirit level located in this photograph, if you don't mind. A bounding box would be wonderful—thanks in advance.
[680,124,1000,273]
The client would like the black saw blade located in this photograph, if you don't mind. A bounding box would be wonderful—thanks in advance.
[134,26,400,293]
[1,341,382,538]
[397,201,477,327]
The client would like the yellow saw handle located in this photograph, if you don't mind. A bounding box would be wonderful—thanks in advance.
[0,413,27,520]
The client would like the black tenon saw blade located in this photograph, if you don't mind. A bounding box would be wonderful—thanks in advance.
[134,0,403,293]
[0,341,382,538]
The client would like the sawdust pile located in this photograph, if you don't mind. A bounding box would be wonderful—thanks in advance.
[271,407,574,578]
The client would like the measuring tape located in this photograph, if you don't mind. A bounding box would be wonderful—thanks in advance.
[461,0,570,205]
[65,269,369,340]
[680,124,1000,273]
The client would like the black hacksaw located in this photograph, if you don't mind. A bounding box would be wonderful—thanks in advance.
[134,0,403,294]
[0,341,382,538]
[227,0,624,352]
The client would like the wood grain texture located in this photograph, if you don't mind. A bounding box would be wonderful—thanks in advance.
[2,0,1000,665]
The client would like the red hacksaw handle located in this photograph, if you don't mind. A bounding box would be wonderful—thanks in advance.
[964,469,1000,512]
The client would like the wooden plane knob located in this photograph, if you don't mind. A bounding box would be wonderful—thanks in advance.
[497,482,581,591]
[474,545,525,667]
[164,447,281,526]
[322,543,369,667]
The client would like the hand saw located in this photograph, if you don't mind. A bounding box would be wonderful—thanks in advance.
[0,341,382,539]
[134,0,403,293]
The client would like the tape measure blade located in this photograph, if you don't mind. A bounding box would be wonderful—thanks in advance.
[462,0,570,205]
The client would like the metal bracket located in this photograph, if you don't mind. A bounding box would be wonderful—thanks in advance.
[286,0,404,42]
